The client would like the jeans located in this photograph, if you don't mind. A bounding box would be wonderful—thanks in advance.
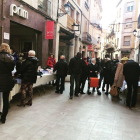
[56,75,65,92]
[70,74,80,97]
[1,91,10,120]
[126,80,138,107]
[98,75,105,89]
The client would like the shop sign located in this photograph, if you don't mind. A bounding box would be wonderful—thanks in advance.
[46,21,54,39]
[4,32,10,40]
[10,4,28,19]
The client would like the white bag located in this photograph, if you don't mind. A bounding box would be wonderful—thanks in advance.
[0,92,3,113]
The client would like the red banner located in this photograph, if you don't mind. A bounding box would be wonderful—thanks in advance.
[88,45,93,51]
[46,21,54,39]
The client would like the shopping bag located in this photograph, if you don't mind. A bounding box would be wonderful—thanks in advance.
[110,85,118,96]
[0,92,3,113]
[90,77,99,87]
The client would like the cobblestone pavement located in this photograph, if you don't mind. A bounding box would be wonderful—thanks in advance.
[0,81,140,140]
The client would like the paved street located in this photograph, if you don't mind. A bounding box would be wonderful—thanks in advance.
[0,82,140,140]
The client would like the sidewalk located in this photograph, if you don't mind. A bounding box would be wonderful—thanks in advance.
[0,82,140,140]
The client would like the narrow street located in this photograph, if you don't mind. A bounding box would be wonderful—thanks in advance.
[0,82,140,140]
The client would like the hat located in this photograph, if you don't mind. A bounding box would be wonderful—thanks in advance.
[82,57,87,60]
[121,57,129,61]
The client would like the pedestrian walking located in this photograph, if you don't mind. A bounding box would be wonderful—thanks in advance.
[112,57,128,101]
[79,57,89,94]
[0,43,15,124]
[14,50,39,106]
[53,55,68,94]
[87,58,101,95]
[69,52,82,99]
[123,59,140,109]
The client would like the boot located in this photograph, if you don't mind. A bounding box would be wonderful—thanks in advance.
[0,116,6,124]
[17,100,25,107]
[25,100,32,106]
[87,89,91,95]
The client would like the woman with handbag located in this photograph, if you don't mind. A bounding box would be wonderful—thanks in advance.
[112,57,128,101]
[0,43,15,123]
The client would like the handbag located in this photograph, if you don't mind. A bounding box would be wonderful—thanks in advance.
[110,85,118,96]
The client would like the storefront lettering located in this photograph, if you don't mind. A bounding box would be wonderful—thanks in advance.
[10,4,28,19]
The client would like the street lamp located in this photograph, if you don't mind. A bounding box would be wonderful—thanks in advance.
[57,2,71,18]
[133,29,140,63]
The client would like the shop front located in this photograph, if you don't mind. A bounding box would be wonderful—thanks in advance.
[0,0,56,67]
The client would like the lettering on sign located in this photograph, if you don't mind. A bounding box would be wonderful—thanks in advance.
[10,4,28,19]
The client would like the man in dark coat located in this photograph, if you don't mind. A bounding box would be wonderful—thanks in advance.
[123,60,140,109]
[53,55,68,94]
[88,58,101,95]
[69,52,82,99]
[79,57,89,94]
[14,50,39,106]
[0,43,15,123]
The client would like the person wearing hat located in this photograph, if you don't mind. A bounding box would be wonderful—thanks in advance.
[79,57,89,94]
[112,57,128,101]
[123,58,140,109]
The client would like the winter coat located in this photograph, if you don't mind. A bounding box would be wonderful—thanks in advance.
[47,57,56,68]
[104,60,114,84]
[88,63,98,78]
[114,63,124,87]
[14,57,39,83]
[80,60,89,80]
[0,52,15,92]
[123,61,140,82]
[53,59,68,76]
[69,56,82,75]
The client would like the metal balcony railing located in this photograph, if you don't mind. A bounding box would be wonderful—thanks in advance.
[38,0,51,16]
[82,32,92,45]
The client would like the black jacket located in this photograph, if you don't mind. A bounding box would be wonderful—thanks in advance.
[88,63,98,77]
[69,56,81,75]
[0,52,15,92]
[80,60,89,80]
[53,59,68,76]
[123,61,140,82]
[15,57,39,83]
[104,60,114,84]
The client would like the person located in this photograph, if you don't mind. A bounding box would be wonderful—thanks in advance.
[98,58,105,91]
[10,47,19,65]
[79,57,89,94]
[112,57,128,101]
[104,58,114,95]
[87,58,101,95]
[53,55,68,94]
[69,52,82,99]
[87,57,91,64]
[123,59,140,109]
[47,54,56,85]
[14,50,39,106]
[0,43,15,123]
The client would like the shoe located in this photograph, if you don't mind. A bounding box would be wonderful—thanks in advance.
[55,90,59,93]
[102,88,105,91]
[75,94,79,97]
[87,91,91,95]
[112,97,119,102]
[0,116,6,124]
[105,92,108,95]
[17,103,25,107]
[81,92,86,94]
[60,91,63,94]
[97,90,101,95]
[126,106,130,109]
[70,96,73,99]
[131,106,139,109]
[25,101,32,106]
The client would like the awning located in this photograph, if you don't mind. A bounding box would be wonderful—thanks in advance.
[60,33,75,40]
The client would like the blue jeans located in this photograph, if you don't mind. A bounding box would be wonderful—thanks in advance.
[70,74,80,97]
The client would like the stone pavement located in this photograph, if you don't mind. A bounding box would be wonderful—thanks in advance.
[0,81,140,140]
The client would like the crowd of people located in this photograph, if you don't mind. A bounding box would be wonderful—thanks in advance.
[0,43,140,124]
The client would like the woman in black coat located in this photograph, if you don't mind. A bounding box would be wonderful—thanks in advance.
[87,58,101,95]
[0,43,15,124]
[104,58,114,95]
[79,57,89,94]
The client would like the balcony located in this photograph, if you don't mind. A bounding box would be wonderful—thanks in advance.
[82,32,92,45]
[38,0,51,16]
[124,41,130,46]
[67,15,75,30]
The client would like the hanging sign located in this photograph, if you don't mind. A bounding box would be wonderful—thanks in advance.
[46,21,54,39]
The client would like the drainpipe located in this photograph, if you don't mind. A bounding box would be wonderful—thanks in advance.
[56,0,59,22]
[1,26,4,43]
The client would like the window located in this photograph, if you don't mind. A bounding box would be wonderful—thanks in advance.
[77,0,80,5]
[125,18,132,28]
[127,2,133,12]
[119,8,121,17]
[117,38,119,47]
[76,12,80,24]
[124,36,131,46]
[85,21,87,32]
